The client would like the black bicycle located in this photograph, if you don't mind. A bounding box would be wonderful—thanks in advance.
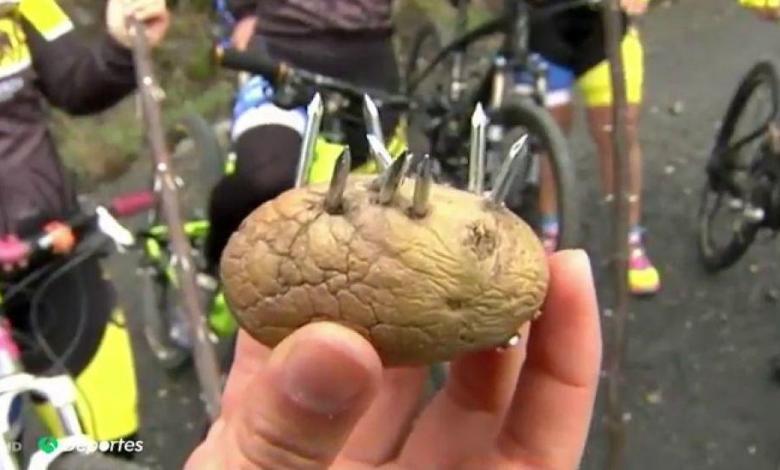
[402,0,599,250]
[698,61,780,271]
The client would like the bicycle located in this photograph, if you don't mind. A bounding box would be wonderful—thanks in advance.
[402,0,599,250]
[135,113,238,373]
[0,191,156,470]
[697,60,780,271]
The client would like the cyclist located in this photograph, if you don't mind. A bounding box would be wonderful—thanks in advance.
[204,0,402,272]
[740,0,780,19]
[514,0,659,296]
[0,0,169,458]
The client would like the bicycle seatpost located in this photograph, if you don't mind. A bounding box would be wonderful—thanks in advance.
[503,0,530,65]
[450,0,470,102]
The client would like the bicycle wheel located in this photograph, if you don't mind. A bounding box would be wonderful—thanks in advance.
[169,113,226,220]
[697,61,779,271]
[403,23,446,91]
[488,99,581,250]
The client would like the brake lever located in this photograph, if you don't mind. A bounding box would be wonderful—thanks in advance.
[95,207,136,252]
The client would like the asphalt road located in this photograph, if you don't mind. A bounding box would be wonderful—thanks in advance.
[94,1,780,468]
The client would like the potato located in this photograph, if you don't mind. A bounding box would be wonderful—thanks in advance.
[220,173,549,366]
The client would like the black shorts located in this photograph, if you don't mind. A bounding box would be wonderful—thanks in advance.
[529,6,629,77]
[3,239,113,377]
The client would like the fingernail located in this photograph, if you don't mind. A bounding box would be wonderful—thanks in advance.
[572,249,592,271]
[280,340,371,415]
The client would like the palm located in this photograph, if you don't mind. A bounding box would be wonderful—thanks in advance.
[188,251,601,470]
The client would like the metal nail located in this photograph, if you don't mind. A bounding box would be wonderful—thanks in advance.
[411,154,432,217]
[367,134,393,171]
[324,149,351,214]
[498,335,521,350]
[378,152,409,205]
[294,93,324,188]
[468,103,487,194]
[489,135,529,206]
[363,94,385,144]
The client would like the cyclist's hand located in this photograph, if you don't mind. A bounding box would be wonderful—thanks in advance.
[107,0,171,48]
[231,17,257,51]
[185,250,601,470]
[621,0,649,16]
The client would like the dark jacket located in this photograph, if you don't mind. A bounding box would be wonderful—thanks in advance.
[0,1,137,236]
[228,0,394,37]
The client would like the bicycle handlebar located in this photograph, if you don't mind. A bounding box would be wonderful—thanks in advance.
[218,46,281,82]
[0,190,155,266]
[215,46,412,110]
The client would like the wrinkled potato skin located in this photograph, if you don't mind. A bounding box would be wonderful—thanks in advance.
[221,175,549,366]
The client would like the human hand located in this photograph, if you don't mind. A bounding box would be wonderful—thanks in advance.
[107,0,171,49]
[621,0,649,16]
[186,249,602,469]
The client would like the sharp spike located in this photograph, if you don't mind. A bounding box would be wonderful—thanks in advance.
[363,94,385,144]
[468,103,488,194]
[367,134,393,171]
[411,154,433,217]
[378,152,409,205]
[498,334,521,350]
[294,93,324,187]
[324,149,351,214]
[489,135,530,206]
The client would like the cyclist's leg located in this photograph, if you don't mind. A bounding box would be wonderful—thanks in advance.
[577,26,659,295]
[27,258,140,457]
[514,56,576,253]
[205,75,306,271]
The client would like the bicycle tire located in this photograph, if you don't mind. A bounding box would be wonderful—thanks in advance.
[697,61,779,271]
[47,451,151,470]
[489,99,581,250]
[169,113,226,220]
[404,23,439,89]
[138,266,191,373]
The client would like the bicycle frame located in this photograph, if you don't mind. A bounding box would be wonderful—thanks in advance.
[137,220,237,338]
[0,300,95,470]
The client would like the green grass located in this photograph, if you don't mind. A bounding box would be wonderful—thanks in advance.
[52,4,234,190]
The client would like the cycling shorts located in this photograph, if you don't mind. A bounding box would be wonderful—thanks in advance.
[515,27,644,107]
[740,0,780,9]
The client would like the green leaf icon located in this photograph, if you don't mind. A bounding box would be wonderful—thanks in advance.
[37,436,58,454]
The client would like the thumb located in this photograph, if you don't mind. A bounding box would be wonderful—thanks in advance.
[218,322,383,468]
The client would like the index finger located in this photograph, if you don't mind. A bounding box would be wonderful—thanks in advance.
[497,250,602,469]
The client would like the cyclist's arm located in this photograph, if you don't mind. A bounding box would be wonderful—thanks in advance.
[19,0,136,116]
[226,0,258,49]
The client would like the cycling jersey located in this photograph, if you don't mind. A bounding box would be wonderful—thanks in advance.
[227,0,393,36]
[0,0,136,236]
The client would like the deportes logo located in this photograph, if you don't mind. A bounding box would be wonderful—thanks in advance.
[36,435,143,454]
[37,436,58,453]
